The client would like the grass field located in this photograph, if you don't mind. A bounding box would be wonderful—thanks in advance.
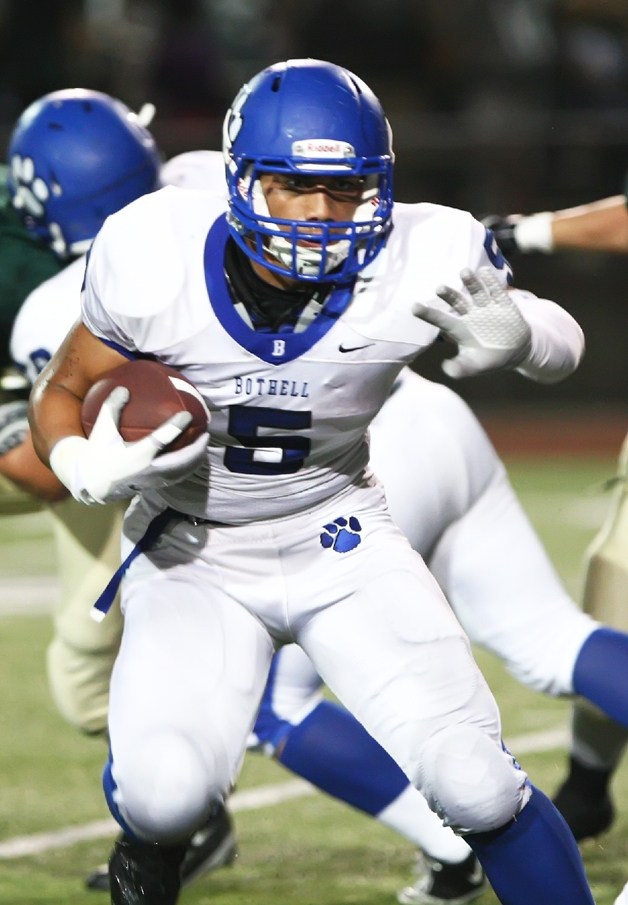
[0,454,626,905]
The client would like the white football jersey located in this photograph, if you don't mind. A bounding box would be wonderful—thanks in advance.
[159,149,225,192]
[80,187,514,524]
[10,256,86,384]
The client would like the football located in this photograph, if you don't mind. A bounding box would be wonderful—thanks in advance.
[81,359,209,453]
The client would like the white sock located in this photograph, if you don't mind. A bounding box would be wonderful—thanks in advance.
[377,785,471,863]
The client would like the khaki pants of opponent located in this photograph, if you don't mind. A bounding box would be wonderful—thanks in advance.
[0,473,123,735]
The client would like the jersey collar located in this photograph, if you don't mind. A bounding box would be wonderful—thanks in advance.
[204,214,356,365]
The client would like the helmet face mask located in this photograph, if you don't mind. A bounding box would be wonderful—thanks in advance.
[223,59,394,283]
[7,89,161,258]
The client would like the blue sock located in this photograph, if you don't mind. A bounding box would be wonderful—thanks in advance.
[465,785,594,904]
[573,626,628,726]
[276,700,409,815]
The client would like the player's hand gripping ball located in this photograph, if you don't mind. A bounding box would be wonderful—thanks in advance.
[81,359,209,453]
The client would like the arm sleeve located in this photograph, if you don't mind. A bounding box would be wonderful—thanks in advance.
[511,290,585,384]
[473,217,584,384]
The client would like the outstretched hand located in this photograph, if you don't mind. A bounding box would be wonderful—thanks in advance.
[413,267,532,379]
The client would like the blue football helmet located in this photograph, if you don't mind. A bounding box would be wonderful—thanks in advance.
[223,59,394,283]
[7,89,161,258]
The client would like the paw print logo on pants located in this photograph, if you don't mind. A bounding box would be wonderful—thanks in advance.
[320,516,362,553]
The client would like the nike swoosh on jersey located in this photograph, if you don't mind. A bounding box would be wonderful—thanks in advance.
[338,343,375,353]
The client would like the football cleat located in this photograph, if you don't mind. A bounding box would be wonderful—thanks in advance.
[86,801,238,892]
[552,758,615,841]
[397,852,486,905]
[109,835,185,905]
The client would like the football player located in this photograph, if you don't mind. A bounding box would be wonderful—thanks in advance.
[29,58,598,905]
[484,197,628,844]
[4,89,477,903]
[7,80,628,905]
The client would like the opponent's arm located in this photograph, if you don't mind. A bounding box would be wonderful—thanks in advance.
[484,195,628,255]
[0,405,68,501]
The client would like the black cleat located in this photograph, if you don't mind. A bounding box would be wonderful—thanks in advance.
[86,802,238,892]
[397,852,486,904]
[553,757,615,841]
[109,836,185,905]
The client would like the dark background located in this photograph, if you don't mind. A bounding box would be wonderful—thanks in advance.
[1,0,626,412]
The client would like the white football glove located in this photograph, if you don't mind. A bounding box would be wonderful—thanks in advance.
[413,267,532,379]
[49,386,209,505]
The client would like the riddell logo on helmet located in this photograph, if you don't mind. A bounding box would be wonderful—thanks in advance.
[292,140,354,159]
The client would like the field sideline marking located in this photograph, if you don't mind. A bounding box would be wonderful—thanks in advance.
[0,727,568,859]
[0,779,315,859]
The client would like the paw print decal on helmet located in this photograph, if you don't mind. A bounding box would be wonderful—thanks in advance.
[10,154,52,219]
[9,154,68,256]
[320,516,362,553]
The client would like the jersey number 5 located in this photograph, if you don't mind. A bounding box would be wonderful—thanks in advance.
[225,404,311,475]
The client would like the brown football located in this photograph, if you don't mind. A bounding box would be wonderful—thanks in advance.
[81,359,209,453]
